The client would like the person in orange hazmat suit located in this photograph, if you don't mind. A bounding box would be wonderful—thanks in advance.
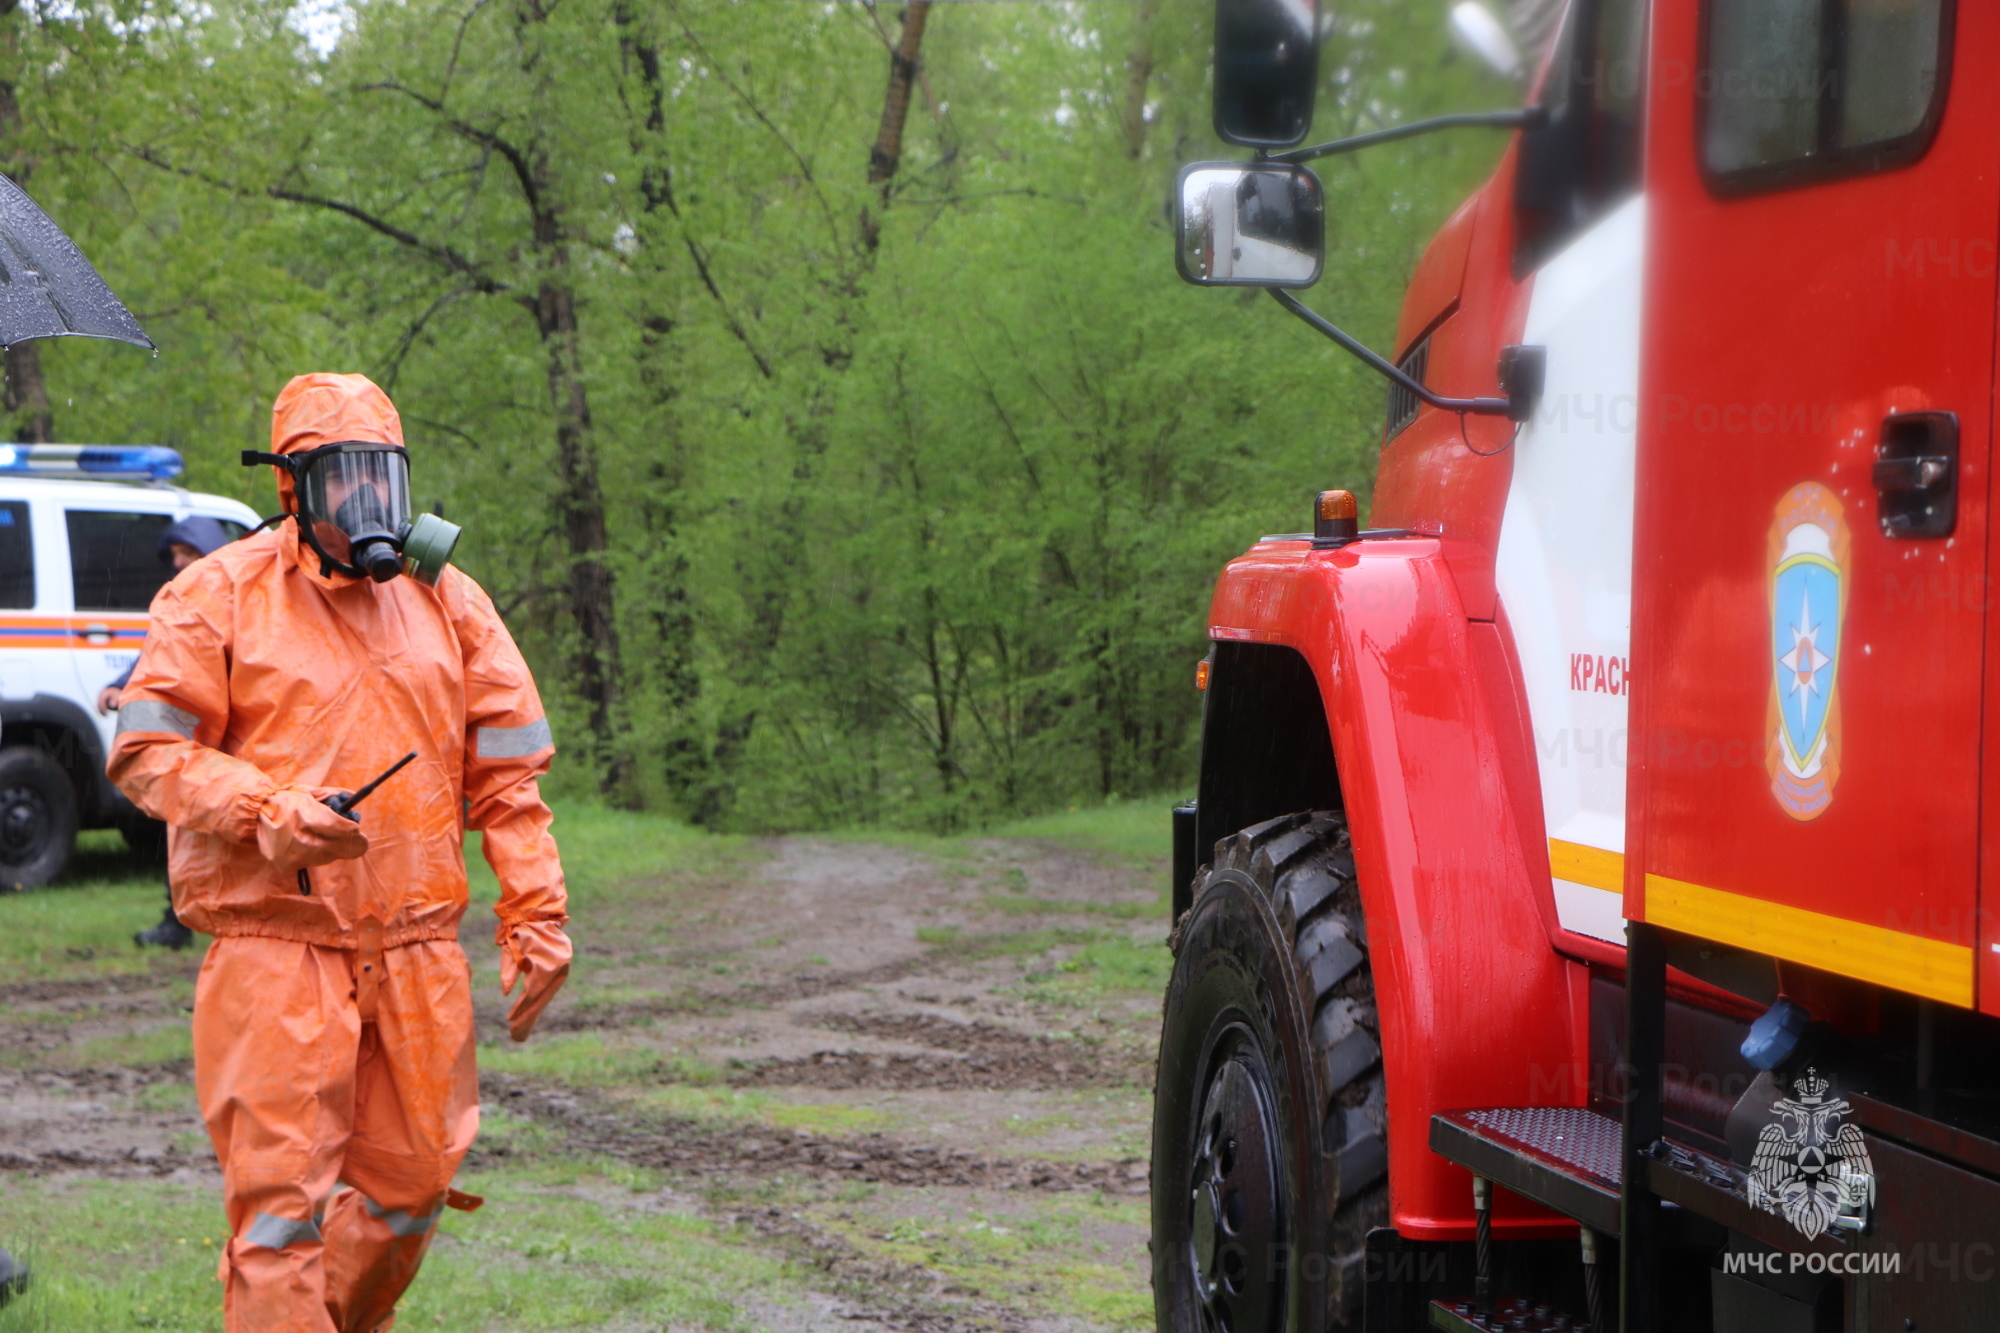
[107,372,571,1333]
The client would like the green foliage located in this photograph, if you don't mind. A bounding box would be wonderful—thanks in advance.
[985,794,1184,867]
[0,0,1517,831]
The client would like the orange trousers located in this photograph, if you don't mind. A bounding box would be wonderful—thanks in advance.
[193,936,479,1333]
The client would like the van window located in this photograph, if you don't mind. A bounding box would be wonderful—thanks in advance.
[68,510,172,612]
[1702,0,1950,188]
[0,503,30,609]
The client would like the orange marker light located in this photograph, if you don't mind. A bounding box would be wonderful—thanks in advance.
[1313,489,1360,548]
[1195,659,1211,692]
[1317,489,1359,522]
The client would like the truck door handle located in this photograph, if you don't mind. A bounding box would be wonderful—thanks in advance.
[1872,456,1951,491]
[1874,411,1958,538]
[79,622,112,645]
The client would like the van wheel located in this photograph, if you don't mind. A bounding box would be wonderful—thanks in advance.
[1152,811,1387,1332]
[0,746,77,889]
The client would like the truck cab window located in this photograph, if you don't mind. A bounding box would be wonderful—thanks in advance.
[1703,0,1950,187]
[68,509,171,612]
[0,502,30,609]
[1513,0,1649,275]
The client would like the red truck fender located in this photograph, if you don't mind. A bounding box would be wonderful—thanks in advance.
[1207,534,1583,1238]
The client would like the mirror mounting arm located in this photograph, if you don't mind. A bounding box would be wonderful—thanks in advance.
[1268,290,1520,417]
[1269,106,1548,165]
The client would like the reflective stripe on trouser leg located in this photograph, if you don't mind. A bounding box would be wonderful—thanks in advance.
[244,1213,325,1250]
[322,1189,443,1333]
[362,1195,440,1238]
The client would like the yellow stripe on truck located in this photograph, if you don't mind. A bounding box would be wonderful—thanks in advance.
[1644,872,1975,1008]
[1549,839,1624,893]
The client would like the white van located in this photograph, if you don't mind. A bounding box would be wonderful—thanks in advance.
[0,446,259,888]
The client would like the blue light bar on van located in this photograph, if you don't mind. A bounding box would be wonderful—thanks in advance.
[0,444,184,482]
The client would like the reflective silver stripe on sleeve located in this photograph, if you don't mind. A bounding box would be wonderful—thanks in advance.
[114,700,200,741]
[243,1212,323,1250]
[477,717,553,759]
[363,1195,441,1238]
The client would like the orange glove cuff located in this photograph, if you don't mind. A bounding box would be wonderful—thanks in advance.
[256,787,370,875]
[498,919,571,1042]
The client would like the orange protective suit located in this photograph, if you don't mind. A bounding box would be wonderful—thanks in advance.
[107,373,569,1333]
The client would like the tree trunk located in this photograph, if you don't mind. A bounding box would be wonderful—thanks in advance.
[0,0,51,445]
[614,2,739,822]
[1120,0,1159,159]
[3,344,49,443]
[867,1,932,186]
[533,266,628,799]
[516,0,629,800]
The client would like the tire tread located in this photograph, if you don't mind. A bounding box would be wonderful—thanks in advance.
[1187,809,1385,1326]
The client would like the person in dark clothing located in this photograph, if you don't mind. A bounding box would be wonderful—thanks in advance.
[0,1245,24,1306]
[97,515,234,949]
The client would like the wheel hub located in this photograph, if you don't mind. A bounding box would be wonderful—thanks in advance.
[1186,1035,1285,1332]
[0,785,48,862]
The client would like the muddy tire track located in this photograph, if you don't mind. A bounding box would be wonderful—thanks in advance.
[727,1203,1038,1333]
[0,962,200,1008]
[475,1073,1152,1195]
[728,1012,1154,1092]
[531,958,944,1036]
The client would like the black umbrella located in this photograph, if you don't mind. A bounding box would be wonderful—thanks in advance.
[0,172,151,350]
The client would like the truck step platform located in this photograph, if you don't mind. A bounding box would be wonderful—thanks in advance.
[1431,1107,1858,1257]
[1429,1107,1624,1236]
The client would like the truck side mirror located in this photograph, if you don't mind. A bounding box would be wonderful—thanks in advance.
[1213,0,1320,147]
[1175,163,1325,288]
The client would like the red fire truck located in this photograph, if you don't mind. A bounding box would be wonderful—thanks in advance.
[1154,1,1997,1331]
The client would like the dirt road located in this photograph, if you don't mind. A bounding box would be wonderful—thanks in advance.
[0,827,1169,1330]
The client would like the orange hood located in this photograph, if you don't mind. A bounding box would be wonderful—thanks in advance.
[267,373,405,513]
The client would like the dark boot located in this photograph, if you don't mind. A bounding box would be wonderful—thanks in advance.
[134,906,194,950]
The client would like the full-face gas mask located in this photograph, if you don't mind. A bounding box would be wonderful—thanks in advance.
[242,442,462,585]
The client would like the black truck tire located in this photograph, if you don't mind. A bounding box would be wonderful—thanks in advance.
[0,745,77,890]
[1152,811,1387,1333]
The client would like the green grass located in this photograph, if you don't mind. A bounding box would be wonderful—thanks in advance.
[822,794,1178,868]
[72,1023,193,1071]
[478,1031,672,1088]
[1020,933,1174,1007]
[632,1085,895,1135]
[479,1034,896,1136]
[983,795,1180,867]
[826,1192,1152,1331]
[915,924,1100,958]
[0,799,1149,992]
[0,832,172,984]
[0,1165,816,1332]
[979,894,1155,919]
[468,800,749,915]
[0,799,1162,1329]
[0,801,745,991]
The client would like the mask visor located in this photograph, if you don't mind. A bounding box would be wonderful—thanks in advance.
[297,445,411,573]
